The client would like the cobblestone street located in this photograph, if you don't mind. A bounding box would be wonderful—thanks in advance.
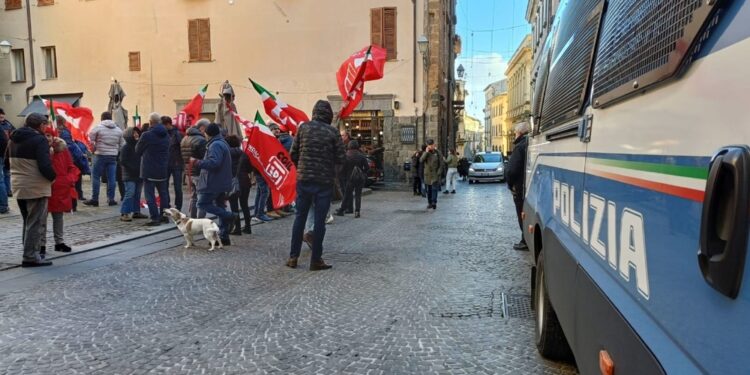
[0,182,577,374]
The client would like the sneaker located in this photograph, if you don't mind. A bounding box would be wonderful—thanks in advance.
[275,209,291,217]
[325,214,334,224]
[286,257,298,268]
[258,214,274,222]
[513,241,529,251]
[107,200,118,206]
[144,220,161,227]
[21,260,53,267]
[310,260,332,271]
[221,237,231,246]
[120,214,132,222]
[54,243,72,253]
[354,211,360,218]
[132,213,149,219]
[303,231,314,250]
[451,190,456,194]
[251,217,264,224]
[443,190,449,194]
[266,211,282,219]
[82,200,99,207]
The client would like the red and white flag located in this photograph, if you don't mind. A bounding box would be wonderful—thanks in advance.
[175,84,207,134]
[336,45,387,119]
[249,79,308,136]
[43,99,94,149]
[230,109,297,209]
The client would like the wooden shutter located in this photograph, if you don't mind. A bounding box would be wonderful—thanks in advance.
[37,0,53,6]
[383,8,397,60]
[188,19,211,62]
[197,19,211,61]
[370,8,383,47]
[128,52,140,71]
[5,0,22,10]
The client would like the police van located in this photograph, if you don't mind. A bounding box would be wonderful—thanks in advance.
[524,0,749,374]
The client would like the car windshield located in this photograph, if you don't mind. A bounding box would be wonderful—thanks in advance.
[473,154,501,163]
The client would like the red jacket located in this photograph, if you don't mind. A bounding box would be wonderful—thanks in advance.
[48,142,80,213]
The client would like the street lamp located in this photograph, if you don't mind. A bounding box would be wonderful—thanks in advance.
[457,64,464,79]
[417,35,429,66]
[0,40,11,56]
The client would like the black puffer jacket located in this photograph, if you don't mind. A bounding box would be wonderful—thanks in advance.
[119,127,142,182]
[290,100,345,185]
[180,126,207,177]
[506,134,528,191]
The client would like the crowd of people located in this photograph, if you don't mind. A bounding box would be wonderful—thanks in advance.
[1,99,372,271]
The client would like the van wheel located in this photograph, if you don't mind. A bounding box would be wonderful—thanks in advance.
[535,252,574,361]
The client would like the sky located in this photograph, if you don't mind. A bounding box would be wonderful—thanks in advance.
[456,0,531,123]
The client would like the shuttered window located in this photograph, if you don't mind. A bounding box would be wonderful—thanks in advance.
[5,0,21,10]
[38,0,54,6]
[188,18,211,62]
[371,7,397,61]
[129,52,141,71]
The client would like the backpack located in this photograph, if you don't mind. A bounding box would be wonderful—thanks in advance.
[349,165,366,187]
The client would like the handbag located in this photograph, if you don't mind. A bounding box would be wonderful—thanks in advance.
[228,154,242,198]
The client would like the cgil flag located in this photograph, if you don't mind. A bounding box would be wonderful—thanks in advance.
[249,79,308,136]
[336,45,387,119]
[175,84,208,133]
[43,99,94,149]
[230,109,297,209]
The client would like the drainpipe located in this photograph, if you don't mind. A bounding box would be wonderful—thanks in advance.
[24,0,36,105]
[412,0,417,104]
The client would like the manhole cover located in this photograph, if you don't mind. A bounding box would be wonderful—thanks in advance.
[430,291,504,319]
[502,293,533,319]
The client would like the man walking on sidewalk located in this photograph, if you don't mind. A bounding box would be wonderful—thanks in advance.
[507,123,529,251]
[9,113,56,267]
[420,139,444,209]
[84,111,124,207]
[286,100,345,271]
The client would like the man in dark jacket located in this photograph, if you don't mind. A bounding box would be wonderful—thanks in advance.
[193,123,233,245]
[119,127,147,221]
[0,112,8,213]
[287,100,345,271]
[506,123,529,251]
[335,140,369,217]
[136,117,170,226]
[9,113,56,267]
[0,108,15,202]
[163,116,184,211]
[181,119,209,218]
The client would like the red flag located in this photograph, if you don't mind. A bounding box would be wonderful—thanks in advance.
[249,79,309,136]
[336,45,387,119]
[230,109,297,209]
[43,99,94,149]
[175,84,207,133]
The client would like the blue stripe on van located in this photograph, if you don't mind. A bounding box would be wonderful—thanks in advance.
[538,152,711,168]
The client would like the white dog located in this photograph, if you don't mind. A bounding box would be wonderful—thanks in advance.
[163,208,223,251]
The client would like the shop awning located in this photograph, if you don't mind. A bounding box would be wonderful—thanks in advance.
[18,93,83,117]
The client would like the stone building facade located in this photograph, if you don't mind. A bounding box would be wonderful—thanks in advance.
[505,35,532,154]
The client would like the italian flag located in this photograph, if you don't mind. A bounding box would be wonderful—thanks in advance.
[249,79,308,136]
[175,84,207,133]
[43,98,94,149]
[254,111,266,126]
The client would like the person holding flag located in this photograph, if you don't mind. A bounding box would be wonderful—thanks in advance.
[286,100,346,271]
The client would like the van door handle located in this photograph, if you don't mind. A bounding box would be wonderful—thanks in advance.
[698,145,750,299]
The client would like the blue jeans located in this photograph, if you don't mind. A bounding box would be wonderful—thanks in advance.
[290,181,333,262]
[254,176,270,217]
[427,182,440,205]
[143,179,170,221]
[197,192,233,239]
[91,155,117,202]
[120,180,143,215]
[3,166,10,196]
[0,157,8,211]
[168,168,183,211]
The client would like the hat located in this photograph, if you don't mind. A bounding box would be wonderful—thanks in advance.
[205,123,221,137]
[348,140,360,150]
[25,113,48,130]
[426,138,435,145]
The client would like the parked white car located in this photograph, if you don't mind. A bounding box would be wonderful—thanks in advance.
[468,152,504,183]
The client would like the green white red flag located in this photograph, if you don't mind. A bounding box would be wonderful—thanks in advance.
[43,99,94,149]
[175,84,207,133]
[336,45,387,119]
[249,79,308,135]
[230,109,297,209]
[254,111,266,126]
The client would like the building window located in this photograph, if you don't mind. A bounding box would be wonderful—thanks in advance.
[5,0,21,10]
[41,46,57,79]
[371,7,397,60]
[188,18,211,62]
[37,0,53,6]
[128,51,141,71]
[10,49,25,82]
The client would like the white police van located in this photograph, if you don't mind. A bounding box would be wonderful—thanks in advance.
[524,0,750,374]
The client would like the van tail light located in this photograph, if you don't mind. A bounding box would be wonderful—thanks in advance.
[599,350,614,375]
